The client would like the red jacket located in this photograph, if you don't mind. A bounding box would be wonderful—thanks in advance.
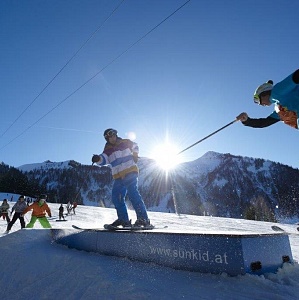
[23,201,51,218]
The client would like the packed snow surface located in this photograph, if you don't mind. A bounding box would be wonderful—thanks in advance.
[1,197,299,299]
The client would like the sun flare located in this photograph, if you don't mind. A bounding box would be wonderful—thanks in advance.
[151,142,181,171]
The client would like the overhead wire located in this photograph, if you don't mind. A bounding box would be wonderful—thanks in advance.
[0,0,126,138]
[0,0,191,151]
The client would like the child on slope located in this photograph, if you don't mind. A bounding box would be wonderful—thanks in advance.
[23,194,52,228]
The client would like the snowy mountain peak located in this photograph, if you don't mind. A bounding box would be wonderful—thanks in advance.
[9,151,299,219]
[18,160,80,172]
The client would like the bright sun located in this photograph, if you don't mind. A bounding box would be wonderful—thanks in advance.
[151,143,181,171]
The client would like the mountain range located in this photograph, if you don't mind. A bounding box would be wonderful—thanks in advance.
[15,151,299,220]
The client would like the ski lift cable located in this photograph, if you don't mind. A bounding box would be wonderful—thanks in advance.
[0,0,126,138]
[0,0,191,152]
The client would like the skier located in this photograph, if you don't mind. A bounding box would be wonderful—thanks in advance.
[66,201,72,215]
[0,199,10,223]
[92,128,151,228]
[6,195,27,233]
[237,69,299,129]
[72,201,77,214]
[58,204,65,220]
[22,194,52,228]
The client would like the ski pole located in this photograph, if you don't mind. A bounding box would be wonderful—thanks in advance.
[177,119,238,155]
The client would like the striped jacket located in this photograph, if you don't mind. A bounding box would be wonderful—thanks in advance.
[97,138,139,179]
[12,200,28,213]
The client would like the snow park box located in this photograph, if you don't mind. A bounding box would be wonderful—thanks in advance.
[52,229,293,276]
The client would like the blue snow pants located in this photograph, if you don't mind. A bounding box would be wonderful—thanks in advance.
[111,172,148,222]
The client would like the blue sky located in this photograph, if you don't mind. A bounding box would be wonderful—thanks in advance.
[0,0,298,169]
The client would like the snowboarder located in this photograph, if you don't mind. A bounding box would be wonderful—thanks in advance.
[6,195,27,233]
[0,199,10,223]
[22,194,52,228]
[237,69,299,129]
[58,204,65,220]
[92,128,150,228]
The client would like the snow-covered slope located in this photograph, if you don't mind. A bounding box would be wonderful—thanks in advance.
[0,200,299,299]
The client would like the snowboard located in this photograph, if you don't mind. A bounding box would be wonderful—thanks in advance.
[103,224,155,231]
[72,224,167,231]
[271,225,285,232]
[271,225,299,234]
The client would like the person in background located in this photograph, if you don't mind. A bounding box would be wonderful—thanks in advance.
[72,201,77,214]
[6,195,27,233]
[92,128,150,228]
[59,204,65,220]
[23,194,52,229]
[0,199,10,224]
[66,201,72,215]
[237,69,299,129]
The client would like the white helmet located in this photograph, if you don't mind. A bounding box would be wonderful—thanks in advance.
[253,80,273,104]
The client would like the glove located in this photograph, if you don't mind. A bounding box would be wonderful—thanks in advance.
[92,154,101,163]
[236,112,248,122]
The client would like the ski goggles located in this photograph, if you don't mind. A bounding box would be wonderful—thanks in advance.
[253,94,261,105]
[254,91,270,105]
[104,129,117,138]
